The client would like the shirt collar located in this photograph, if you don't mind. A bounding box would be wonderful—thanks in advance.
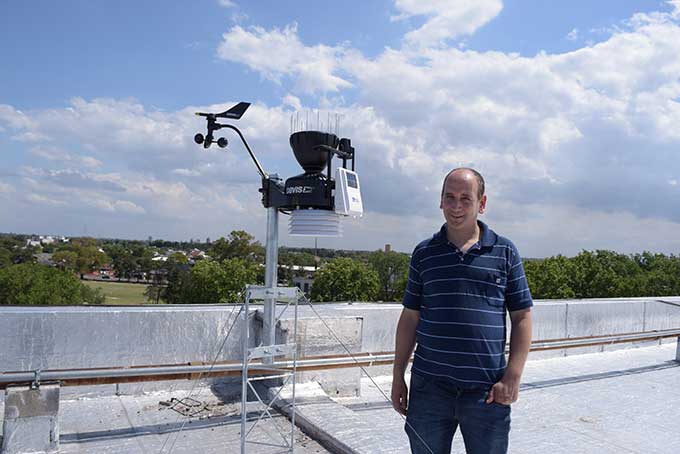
[435,220,496,248]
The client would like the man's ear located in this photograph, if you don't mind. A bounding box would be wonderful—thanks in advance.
[479,195,487,214]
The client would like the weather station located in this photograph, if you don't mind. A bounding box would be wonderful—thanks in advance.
[193,101,363,453]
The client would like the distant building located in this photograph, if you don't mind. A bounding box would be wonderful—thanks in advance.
[285,264,317,295]
[25,235,69,248]
[292,276,314,295]
[189,249,206,260]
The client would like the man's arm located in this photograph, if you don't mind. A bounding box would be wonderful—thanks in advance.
[391,308,420,415]
[486,308,532,405]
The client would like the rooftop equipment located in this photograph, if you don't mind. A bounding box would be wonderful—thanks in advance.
[194,103,363,237]
[193,103,363,453]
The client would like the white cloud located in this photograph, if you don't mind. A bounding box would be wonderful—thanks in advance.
[30,146,102,168]
[282,94,302,111]
[85,198,146,214]
[216,24,353,93]
[670,0,680,18]
[11,131,52,142]
[25,193,67,207]
[566,28,579,41]
[5,4,680,254]
[172,168,201,177]
[0,182,14,193]
[217,0,236,7]
[538,117,583,153]
[392,0,503,48]
[0,105,35,130]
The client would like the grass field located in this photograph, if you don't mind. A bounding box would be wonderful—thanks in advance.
[83,280,151,305]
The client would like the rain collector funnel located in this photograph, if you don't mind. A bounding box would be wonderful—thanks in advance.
[289,131,339,173]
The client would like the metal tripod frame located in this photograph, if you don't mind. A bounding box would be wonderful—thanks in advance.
[240,285,302,454]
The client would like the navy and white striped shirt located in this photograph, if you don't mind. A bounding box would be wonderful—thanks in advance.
[403,221,533,389]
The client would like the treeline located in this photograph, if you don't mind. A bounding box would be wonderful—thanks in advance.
[144,240,410,304]
[524,250,680,299]
[3,231,680,305]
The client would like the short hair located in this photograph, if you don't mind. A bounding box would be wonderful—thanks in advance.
[440,168,485,199]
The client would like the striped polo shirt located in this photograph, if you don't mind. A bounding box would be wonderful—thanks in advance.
[403,221,533,389]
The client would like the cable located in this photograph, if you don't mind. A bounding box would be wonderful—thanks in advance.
[159,300,245,454]
[303,298,436,454]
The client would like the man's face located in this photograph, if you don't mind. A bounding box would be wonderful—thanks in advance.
[439,171,487,231]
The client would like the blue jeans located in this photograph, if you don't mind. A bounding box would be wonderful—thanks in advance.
[405,372,511,454]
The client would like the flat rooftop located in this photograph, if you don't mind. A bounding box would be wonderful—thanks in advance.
[2,343,677,454]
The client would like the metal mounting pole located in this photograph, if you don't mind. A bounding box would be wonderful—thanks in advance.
[263,205,279,359]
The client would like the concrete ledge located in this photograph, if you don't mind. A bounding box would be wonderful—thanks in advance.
[1,298,679,401]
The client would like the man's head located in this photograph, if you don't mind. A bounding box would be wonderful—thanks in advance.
[439,168,487,231]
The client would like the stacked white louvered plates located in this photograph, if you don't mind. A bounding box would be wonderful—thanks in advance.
[289,209,342,236]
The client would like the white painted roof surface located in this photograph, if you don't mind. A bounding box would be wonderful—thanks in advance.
[52,391,328,454]
[330,343,680,454]
[1,343,677,453]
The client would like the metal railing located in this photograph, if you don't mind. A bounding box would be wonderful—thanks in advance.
[2,328,679,390]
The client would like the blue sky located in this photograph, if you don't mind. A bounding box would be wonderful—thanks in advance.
[2,1,680,256]
[1,1,659,110]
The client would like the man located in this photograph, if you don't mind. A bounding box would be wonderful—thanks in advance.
[391,168,533,454]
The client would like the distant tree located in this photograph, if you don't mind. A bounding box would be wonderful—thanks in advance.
[279,248,317,267]
[52,250,78,272]
[137,247,156,279]
[0,236,31,265]
[168,252,189,264]
[276,250,316,285]
[147,254,189,304]
[41,243,56,253]
[144,280,164,304]
[0,263,105,305]
[103,244,132,280]
[368,250,410,302]
[311,257,379,302]
[0,235,25,251]
[63,238,109,278]
[632,252,680,296]
[524,255,577,299]
[277,252,296,286]
[117,254,137,280]
[210,230,264,263]
[149,258,259,304]
[184,259,259,304]
[12,245,38,265]
[0,248,12,268]
[571,250,630,298]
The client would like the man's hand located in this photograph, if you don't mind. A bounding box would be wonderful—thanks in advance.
[392,308,419,416]
[391,376,408,415]
[485,374,520,405]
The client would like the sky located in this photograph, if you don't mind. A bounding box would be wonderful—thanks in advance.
[2,0,680,257]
